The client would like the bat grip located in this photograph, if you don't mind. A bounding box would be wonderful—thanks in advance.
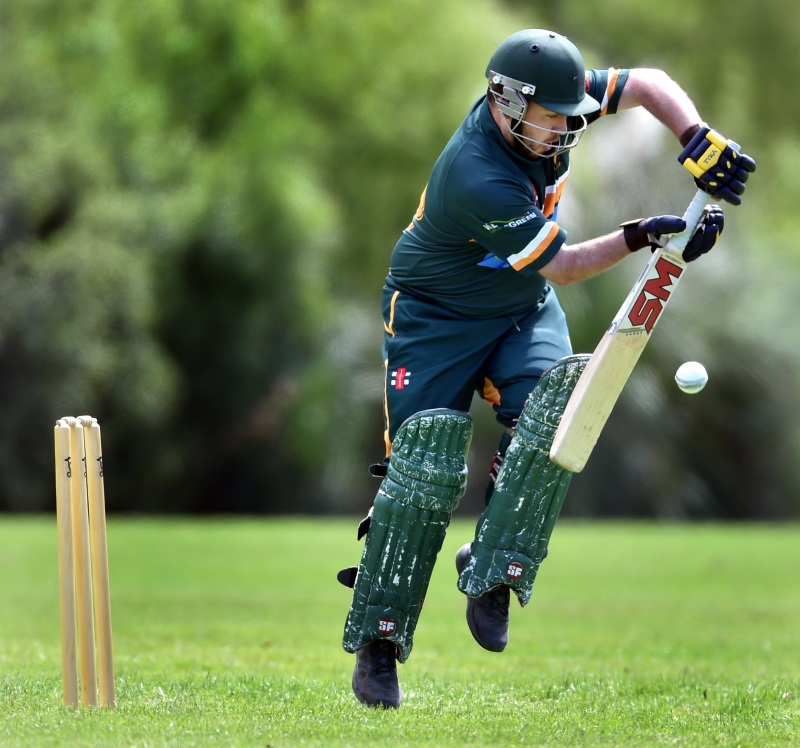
[666,190,711,252]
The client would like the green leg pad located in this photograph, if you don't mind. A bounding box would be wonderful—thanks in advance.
[457,355,589,606]
[343,408,472,662]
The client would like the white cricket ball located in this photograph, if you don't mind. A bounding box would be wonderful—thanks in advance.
[675,361,708,394]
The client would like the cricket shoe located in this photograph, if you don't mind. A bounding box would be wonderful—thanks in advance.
[455,543,510,652]
[351,639,403,708]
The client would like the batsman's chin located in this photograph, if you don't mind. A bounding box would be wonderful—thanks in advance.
[533,143,559,159]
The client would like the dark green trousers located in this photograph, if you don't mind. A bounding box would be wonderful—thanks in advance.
[381,285,572,451]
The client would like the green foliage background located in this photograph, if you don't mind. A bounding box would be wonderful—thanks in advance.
[1,0,798,517]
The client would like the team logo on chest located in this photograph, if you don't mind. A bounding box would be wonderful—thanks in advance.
[481,211,537,233]
[390,367,411,390]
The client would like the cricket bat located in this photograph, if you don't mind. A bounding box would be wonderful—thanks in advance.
[549,189,711,473]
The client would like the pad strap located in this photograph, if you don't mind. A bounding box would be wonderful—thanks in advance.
[457,355,589,606]
[342,409,472,661]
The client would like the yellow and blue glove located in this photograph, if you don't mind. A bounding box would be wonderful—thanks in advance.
[678,125,755,206]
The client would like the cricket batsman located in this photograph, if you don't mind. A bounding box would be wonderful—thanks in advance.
[338,29,755,708]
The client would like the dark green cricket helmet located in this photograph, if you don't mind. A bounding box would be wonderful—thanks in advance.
[486,29,600,119]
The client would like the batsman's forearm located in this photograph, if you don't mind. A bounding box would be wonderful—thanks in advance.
[539,231,631,286]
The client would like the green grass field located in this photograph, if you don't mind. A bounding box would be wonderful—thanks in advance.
[1,517,798,746]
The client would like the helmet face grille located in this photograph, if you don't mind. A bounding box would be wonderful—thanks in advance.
[489,80,589,158]
[509,114,588,158]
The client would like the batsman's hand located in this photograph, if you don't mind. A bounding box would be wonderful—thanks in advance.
[682,204,724,262]
[678,125,756,206]
[621,205,724,262]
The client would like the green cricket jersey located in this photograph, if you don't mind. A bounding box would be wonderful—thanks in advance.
[386,68,629,318]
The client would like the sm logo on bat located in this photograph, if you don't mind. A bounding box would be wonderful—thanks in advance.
[627,256,684,333]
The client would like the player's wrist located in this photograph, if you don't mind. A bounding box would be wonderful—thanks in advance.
[620,219,649,251]
[679,122,704,148]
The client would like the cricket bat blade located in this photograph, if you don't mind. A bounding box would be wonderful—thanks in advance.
[548,190,711,472]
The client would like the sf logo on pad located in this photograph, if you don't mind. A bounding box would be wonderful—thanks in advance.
[506,562,523,580]
[378,618,396,635]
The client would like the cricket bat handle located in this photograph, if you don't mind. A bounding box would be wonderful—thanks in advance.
[665,190,711,253]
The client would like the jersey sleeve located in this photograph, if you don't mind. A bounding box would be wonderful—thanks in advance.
[447,173,566,276]
[585,68,630,120]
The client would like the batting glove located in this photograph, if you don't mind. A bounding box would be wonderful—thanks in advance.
[621,205,724,263]
[678,125,756,206]
[682,204,724,262]
[622,215,686,252]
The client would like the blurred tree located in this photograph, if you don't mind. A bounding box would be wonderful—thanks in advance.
[0,0,798,518]
[503,0,799,136]
[0,0,516,513]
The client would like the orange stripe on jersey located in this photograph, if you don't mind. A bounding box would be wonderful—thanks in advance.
[481,378,502,407]
[509,222,560,270]
[406,185,428,230]
[383,359,392,456]
[383,290,400,336]
[600,68,621,116]
[542,171,569,218]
